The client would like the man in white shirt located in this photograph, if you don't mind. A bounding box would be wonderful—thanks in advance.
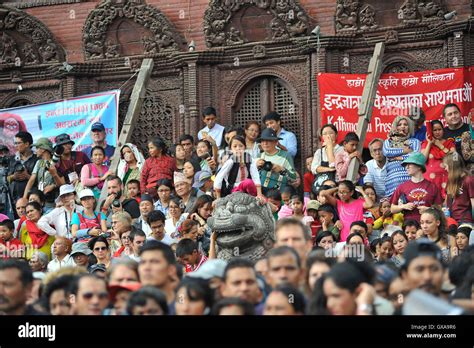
[147,210,174,245]
[363,138,387,199]
[129,227,146,262]
[133,194,154,237]
[47,237,76,272]
[197,107,225,148]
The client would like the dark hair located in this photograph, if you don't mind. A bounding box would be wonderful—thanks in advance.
[262,111,281,123]
[342,132,359,145]
[91,146,105,157]
[306,249,336,270]
[266,189,281,202]
[107,175,122,186]
[149,136,168,155]
[43,274,77,312]
[88,236,109,251]
[129,226,146,243]
[139,240,176,265]
[127,179,140,187]
[325,259,375,293]
[25,201,43,214]
[308,274,328,315]
[320,124,338,137]
[422,206,447,241]
[211,297,255,315]
[15,131,33,146]
[179,134,194,144]
[281,186,296,197]
[390,230,409,246]
[223,258,256,282]
[267,246,301,269]
[346,232,364,244]
[275,218,312,242]
[197,139,212,153]
[126,286,169,315]
[229,135,246,150]
[452,264,474,299]
[317,204,338,222]
[170,143,184,158]
[185,160,201,174]
[169,197,185,211]
[430,119,444,129]
[449,252,474,286]
[0,259,33,287]
[155,178,173,191]
[179,219,199,236]
[270,285,306,314]
[175,277,214,312]
[370,238,381,253]
[290,195,303,204]
[27,189,46,205]
[189,194,214,216]
[147,210,166,224]
[403,219,420,231]
[338,180,359,199]
[362,184,377,198]
[315,231,336,246]
[350,221,368,234]
[442,103,461,117]
[202,106,217,117]
[245,121,260,132]
[176,238,199,258]
[0,219,15,231]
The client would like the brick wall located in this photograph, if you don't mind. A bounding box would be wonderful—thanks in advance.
[23,0,471,64]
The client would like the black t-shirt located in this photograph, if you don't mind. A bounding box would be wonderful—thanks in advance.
[444,123,470,156]
[123,198,140,219]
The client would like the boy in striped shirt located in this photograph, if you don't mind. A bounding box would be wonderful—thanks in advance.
[176,238,208,273]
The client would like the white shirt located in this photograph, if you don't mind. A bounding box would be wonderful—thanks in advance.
[165,218,181,244]
[138,218,152,238]
[47,254,76,273]
[363,159,387,198]
[147,234,175,246]
[198,123,225,148]
[129,254,140,263]
[38,205,83,239]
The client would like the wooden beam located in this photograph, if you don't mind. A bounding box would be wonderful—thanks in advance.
[96,58,154,211]
[347,42,385,182]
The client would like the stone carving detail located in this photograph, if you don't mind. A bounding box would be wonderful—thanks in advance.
[335,0,377,31]
[203,0,310,48]
[398,0,446,24]
[83,0,183,60]
[0,6,62,66]
[385,30,399,44]
[252,45,266,58]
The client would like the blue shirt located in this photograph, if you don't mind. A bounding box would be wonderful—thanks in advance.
[413,125,426,142]
[82,144,115,166]
[278,128,297,158]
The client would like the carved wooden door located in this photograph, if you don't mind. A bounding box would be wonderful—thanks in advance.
[233,76,300,143]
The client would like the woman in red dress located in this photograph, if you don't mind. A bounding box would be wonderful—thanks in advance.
[421,120,455,198]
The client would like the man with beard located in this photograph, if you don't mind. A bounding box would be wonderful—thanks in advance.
[0,259,46,314]
[400,239,444,297]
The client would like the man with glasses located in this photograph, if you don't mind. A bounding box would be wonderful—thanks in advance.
[70,274,109,315]
[364,138,387,199]
[7,132,38,203]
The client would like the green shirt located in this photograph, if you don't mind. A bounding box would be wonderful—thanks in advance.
[259,149,296,190]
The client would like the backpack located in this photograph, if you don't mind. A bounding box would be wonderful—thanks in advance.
[221,161,252,197]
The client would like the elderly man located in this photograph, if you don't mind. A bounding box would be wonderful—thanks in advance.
[82,122,115,166]
[364,138,387,199]
[174,172,196,213]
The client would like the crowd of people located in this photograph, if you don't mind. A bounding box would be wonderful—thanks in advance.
[0,104,473,316]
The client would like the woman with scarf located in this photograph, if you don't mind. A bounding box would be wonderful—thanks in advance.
[19,201,55,260]
[117,143,145,197]
[383,116,421,197]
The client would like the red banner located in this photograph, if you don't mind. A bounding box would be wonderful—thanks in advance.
[318,66,474,147]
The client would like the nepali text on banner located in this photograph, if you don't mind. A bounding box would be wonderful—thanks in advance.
[317,67,473,147]
[0,90,120,154]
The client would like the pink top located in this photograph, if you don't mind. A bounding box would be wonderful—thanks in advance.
[335,150,351,181]
[81,163,108,188]
[337,198,365,242]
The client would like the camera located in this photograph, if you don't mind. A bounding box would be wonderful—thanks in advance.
[200,152,211,160]
[262,161,273,172]
[112,199,121,208]
[0,156,9,168]
[14,163,25,173]
[52,144,64,163]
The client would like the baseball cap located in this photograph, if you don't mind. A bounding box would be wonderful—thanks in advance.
[91,122,105,132]
[402,238,443,270]
[187,259,228,280]
[89,264,107,274]
[108,282,142,302]
[306,200,320,211]
[192,170,213,189]
[70,242,92,257]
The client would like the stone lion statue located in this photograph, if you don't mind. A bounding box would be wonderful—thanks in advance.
[207,192,275,261]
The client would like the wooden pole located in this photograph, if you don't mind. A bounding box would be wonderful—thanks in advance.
[96,58,154,211]
[347,42,385,182]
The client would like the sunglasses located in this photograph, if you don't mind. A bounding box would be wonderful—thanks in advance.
[94,247,107,251]
[82,292,108,300]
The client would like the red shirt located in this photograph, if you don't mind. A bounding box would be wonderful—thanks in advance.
[140,155,177,194]
[185,254,208,273]
[0,238,25,258]
[390,179,442,222]
[449,175,474,223]
[304,172,315,194]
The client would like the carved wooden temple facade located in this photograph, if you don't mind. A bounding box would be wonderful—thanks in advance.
[0,0,473,168]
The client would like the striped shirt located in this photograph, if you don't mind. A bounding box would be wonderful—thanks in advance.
[383,138,421,197]
[363,159,387,198]
[185,254,208,273]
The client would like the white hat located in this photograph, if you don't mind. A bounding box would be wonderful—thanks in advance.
[78,189,95,200]
[55,184,76,204]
